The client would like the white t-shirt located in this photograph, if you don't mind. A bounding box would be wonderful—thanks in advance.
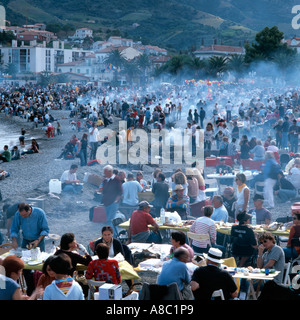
[290,167,300,189]
[122,180,143,206]
[60,170,77,183]
[89,127,99,143]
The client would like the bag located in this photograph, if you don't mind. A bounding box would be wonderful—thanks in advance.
[89,206,107,223]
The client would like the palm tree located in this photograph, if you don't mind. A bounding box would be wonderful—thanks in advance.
[137,54,151,86]
[105,49,126,84]
[186,57,207,79]
[207,56,228,78]
[227,54,247,80]
[122,60,141,86]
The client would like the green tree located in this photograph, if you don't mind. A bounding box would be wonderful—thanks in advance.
[207,56,228,77]
[105,49,126,83]
[227,54,247,78]
[244,26,296,64]
[137,54,151,85]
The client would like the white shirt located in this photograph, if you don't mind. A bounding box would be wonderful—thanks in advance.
[89,127,99,142]
[60,170,77,183]
[122,180,143,206]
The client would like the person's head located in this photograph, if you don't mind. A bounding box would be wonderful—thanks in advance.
[174,171,187,185]
[203,205,214,217]
[265,151,275,161]
[60,233,76,251]
[126,172,134,181]
[138,201,153,213]
[258,232,276,250]
[292,212,300,224]
[157,172,166,182]
[3,145,8,150]
[236,211,252,225]
[48,253,72,276]
[118,170,126,180]
[253,194,264,208]
[171,231,186,247]
[235,173,246,186]
[2,255,25,280]
[136,171,143,180]
[18,203,32,218]
[42,255,56,278]
[223,187,234,199]
[81,133,88,140]
[104,165,114,178]
[101,225,113,243]
[95,243,109,259]
[173,247,189,263]
[212,195,223,209]
[174,184,184,198]
[70,164,78,173]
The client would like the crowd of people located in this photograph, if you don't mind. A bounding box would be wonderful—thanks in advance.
[0,80,300,301]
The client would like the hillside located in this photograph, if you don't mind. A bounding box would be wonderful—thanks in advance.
[2,0,299,50]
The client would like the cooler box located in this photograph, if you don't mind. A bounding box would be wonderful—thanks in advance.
[89,206,107,223]
[205,157,218,167]
[98,283,122,300]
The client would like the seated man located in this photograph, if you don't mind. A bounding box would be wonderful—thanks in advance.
[0,145,11,162]
[274,171,297,203]
[60,164,83,194]
[222,187,237,223]
[248,194,271,225]
[191,247,238,300]
[128,201,162,244]
[211,195,229,223]
[157,247,193,300]
[166,184,190,219]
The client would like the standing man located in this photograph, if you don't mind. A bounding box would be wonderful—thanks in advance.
[151,172,170,217]
[289,119,299,153]
[102,165,123,226]
[10,202,49,252]
[89,122,99,160]
[199,107,206,128]
[225,100,233,123]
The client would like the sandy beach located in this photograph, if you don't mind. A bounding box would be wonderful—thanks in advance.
[0,109,294,251]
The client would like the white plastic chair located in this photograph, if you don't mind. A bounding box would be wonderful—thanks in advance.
[187,231,211,254]
[122,291,139,300]
[211,289,225,300]
[86,279,106,300]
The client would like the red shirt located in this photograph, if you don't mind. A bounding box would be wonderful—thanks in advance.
[85,258,121,284]
[130,210,156,235]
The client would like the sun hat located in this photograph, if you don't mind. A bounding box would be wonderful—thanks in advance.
[174,184,184,191]
[203,247,224,264]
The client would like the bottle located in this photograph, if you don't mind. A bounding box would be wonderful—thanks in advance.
[50,241,56,255]
[160,207,165,224]
[252,211,256,226]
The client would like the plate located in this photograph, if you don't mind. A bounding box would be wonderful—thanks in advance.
[27,260,43,265]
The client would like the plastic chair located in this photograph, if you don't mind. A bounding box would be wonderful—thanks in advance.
[275,216,293,246]
[187,231,211,254]
[254,181,264,196]
[139,282,183,300]
[112,217,128,244]
[121,291,139,300]
[211,289,225,300]
[86,279,106,300]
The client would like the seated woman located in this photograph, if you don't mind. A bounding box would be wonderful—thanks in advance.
[85,243,121,285]
[0,255,43,300]
[169,230,194,262]
[36,255,56,290]
[283,212,300,262]
[91,225,133,264]
[55,233,92,276]
[230,211,258,267]
[43,253,84,300]
[21,139,40,155]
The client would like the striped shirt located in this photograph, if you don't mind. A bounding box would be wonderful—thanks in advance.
[189,216,216,248]
[55,277,74,295]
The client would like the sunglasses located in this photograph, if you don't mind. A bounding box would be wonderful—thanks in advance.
[260,239,269,244]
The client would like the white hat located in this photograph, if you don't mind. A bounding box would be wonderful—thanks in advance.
[204,248,224,264]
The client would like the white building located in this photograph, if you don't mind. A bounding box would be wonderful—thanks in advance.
[0,40,92,73]
[73,28,93,39]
